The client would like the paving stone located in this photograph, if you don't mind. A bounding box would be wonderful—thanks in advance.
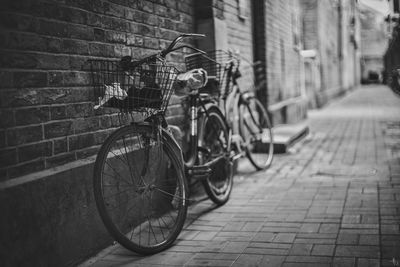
[285,255,332,263]
[221,242,249,253]
[282,263,330,267]
[251,232,275,242]
[319,223,340,233]
[335,245,380,258]
[381,235,400,246]
[359,235,379,245]
[311,244,335,256]
[289,244,313,255]
[337,233,359,245]
[193,231,219,241]
[185,259,234,266]
[242,222,263,232]
[259,255,285,266]
[273,233,296,243]
[200,241,229,253]
[299,223,320,233]
[381,245,400,259]
[193,252,239,261]
[332,257,356,267]
[231,254,263,267]
[221,222,246,231]
[357,258,380,267]
[294,238,336,244]
[341,223,379,229]
[381,224,400,234]
[243,247,288,255]
[342,214,361,224]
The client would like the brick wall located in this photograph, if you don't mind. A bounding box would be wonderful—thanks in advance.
[224,0,253,61]
[301,0,354,106]
[265,0,303,105]
[318,0,340,93]
[0,0,195,181]
[360,3,387,82]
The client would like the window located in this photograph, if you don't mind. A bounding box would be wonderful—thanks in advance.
[238,0,248,20]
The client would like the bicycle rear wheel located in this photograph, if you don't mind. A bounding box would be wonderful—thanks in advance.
[239,97,273,170]
[199,106,233,205]
[93,124,187,255]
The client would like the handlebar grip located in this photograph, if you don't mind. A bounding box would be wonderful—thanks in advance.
[182,33,206,38]
[161,33,206,57]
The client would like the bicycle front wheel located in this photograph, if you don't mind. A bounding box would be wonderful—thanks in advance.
[199,106,233,205]
[93,125,187,255]
[239,97,274,170]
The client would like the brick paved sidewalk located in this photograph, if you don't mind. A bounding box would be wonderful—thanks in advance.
[80,85,400,267]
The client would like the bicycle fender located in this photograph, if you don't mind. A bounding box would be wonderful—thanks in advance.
[162,128,185,169]
[130,122,185,171]
[240,91,255,104]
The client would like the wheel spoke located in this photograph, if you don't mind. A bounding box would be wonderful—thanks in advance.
[94,125,187,253]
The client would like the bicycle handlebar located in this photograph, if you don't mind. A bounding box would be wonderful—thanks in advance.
[121,33,206,69]
[160,33,206,57]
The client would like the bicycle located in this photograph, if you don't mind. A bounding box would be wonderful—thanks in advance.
[177,62,233,206]
[89,34,232,255]
[185,50,274,171]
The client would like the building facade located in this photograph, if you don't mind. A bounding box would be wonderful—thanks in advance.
[384,0,400,90]
[300,0,361,107]
[360,2,388,83]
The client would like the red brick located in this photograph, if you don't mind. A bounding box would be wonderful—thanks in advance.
[15,107,50,126]
[0,109,15,128]
[103,1,126,18]
[89,42,115,57]
[72,117,99,134]
[49,105,67,120]
[65,103,93,119]
[68,133,95,151]
[18,141,52,162]
[102,16,130,31]
[53,138,67,155]
[0,51,38,69]
[7,125,43,146]
[36,19,68,37]
[8,159,45,178]
[0,148,17,167]
[76,146,100,159]
[46,152,76,168]
[14,71,47,88]
[0,131,5,148]
[62,39,89,54]
[0,71,14,89]
[44,121,73,139]
[61,6,88,25]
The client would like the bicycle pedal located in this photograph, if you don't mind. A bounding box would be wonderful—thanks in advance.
[231,134,242,143]
[188,165,212,180]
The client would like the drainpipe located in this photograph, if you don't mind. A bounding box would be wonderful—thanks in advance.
[338,0,344,93]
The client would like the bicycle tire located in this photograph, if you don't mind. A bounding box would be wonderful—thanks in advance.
[199,106,233,205]
[239,97,273,170]
[93,124,187,255]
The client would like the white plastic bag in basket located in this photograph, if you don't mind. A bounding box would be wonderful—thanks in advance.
[94,82,127,109]
[175,68,208,96]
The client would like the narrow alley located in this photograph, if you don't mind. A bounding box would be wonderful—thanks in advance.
[81,85,400,266]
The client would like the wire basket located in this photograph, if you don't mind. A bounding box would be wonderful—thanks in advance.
[185,52,226,97]
[89,60,178,116]
[238,61,267,93]
[185,50,241,97]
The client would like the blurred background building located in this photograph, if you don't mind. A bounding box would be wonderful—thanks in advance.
[384,0,400,91]
[359,0,390,83]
